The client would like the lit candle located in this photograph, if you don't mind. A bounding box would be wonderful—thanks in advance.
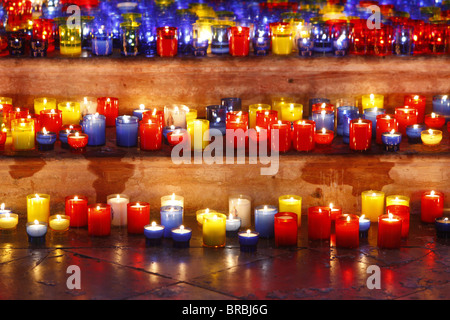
[335,214,359,248]
[39,109,62,137]
[160,205,183,238]
[404,94,426,123]
[328,203,342,221]
[127,202,150,234]
[359,215,371,238]
[293,120,315,152]
[34,97,56,115]
[421,129,443,146]
[116,115,139,147]
[349,118,372,151]
[80,96,97,116]
[421,190,444,223]
[156,26,178,57]
[67,132,89,152]
[386,195,410,207]
[58,101,81,125]
[140,119,162,151]
[65,195,88,227]
[49,214,70,232]
[164,105,187,128]
[406,124,426,144]
[238,229,260,252]
[386,205,410,238]
[226,213,241,235]
[271,22,293,55]
[167,129,189,147]
[202,213,227,248]
[337,106,359,136]
[312,109,334,132]
[395,106,418,136]
[144,222,165,246]
[254,205,278,238]
[183,106,198,124]
[171,225,192,248]
[280,103,303,123]
[229,26,250,57]
[314,128,334,146]
[0,212,18,230]
[381,129,402,152]
[142,109,165,133]
[196,208,217,226]
[132,104,151,120]
[228,195,252,228]
[161,193,184,209]
[27,193,50,223]
[249,104,271,129]
[97,97,119,127]
[376,114,398,144]
[82,113,106,146]
[255,110,278,130]
[26,220,48,244]
[269,120,292,153]
[435,217,450,239]
[11,118,35,151]
[162,125,182,144]
[364,107,386,138]
[278,195,302,226]
[36,127,57,151]
[88,204,111,236]
[107,194,130,227]
[187,119,210,151]
[424,113,445,129]
[274,212,298,247]
[432,95,450,122]
[307,206,331,240]
[361,190,385,222]
[362,94,384,111]
[377,213,402,249]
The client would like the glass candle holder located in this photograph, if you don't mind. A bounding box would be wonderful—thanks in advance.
[26,221,48,245]
[271,22,293,55]
[160,205,183,238]
[435,217,450,239]
[11,118,35,151]
[140,119,162,151]
[375,114,398,144]
[34,97,57,115]
[377,214,402,249]
[381,130,402,152]
[171,225,193,248]
[296,24,314,57]
[127,202,150,234]
[425,113,446,129]
[421,191,444,224]
[39,109,62,137]
[314,128,334,146]
[308,206,331,241]
[405,124,426,144]
[49,214,70,232]
[349,18,368,55]
[120,21,140,56]
[176,10,195,56]
[255,110,278,130]
[187,119,209,151]
[410,19,429,55]
[7,30,26,56]
[36,128,57,151]
[429,20,447,55]
[65,195,88,227]
[30,39,48,58]
[349,118,372,151]
[393,24,413,56]
[107,194,130,227]
[254,205,278,239]
[337,106,359,136]
[88,204,111,236]
[27,193,50,223]
[32,18,56,53]
[404,95,426,124]
[67,132,88,152]
[115,115,139,147]
[97,97,119,127]
[206,105,226,135]
[432,95,450,122]
[202,213,227,248]
[167,129,188,147]
[140,17,157,57]
[144,222,165,246]
[192,23,209,56]
[0,213,19,230]
[274,212,298,247]
[312,109,334,132]
[157,26,178,57]
[308,98,330,117]
[421,129,443,146]
[386,204,410,238]
[311,19,332,54]
[197,208,218,226]
[229,26,250,56]
[280,103,303,123]
[270,120,291,153]
[225,213,241,235]
[164,104,187,128]
[278,195,302,226]
[368,24,393,56]
[221,97,242,112]
[238,230,259,252]
[335,214,359,249]
[91,18,113,56]
[293,120,315,152]
[249,104,271,129]
[361,94,384,111]
[58,101,81,126]
[82,113,106,146]
[327,19,350,56]
[364,107,386,139]
[211,24,230,55]
[359,215,371,238]
[252,22,271,56]
[59,22,82,56]
[229,194,252,229]
[395,106,419,136]
[272,97,294,116]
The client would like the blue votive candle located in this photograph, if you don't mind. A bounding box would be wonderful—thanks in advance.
[221,97,242,112]
[337,106,359,136]
[192,39,209,56]
[207,105,227,135]
[144,222,165,246]
[92,32,113,56]
[36,129,57,151]
[82,114,106,146]
[211,25,229,55]
[254,205,278,238]
[132,104,151,120]
[160,205,183,238]
[364,108,386,139]
[432,95,450,123]
[406,124,426,144]
[312,109,335,131]
[435,217,450,239]
[116,115,139,147]
[381,131,402,151]
[359,215,371,238]
[238,230,259,252]
[253,36,271,55]
[26,221,48,245]
[171,225,192,248]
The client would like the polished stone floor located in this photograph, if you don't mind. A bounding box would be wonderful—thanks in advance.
[0,214,449,301]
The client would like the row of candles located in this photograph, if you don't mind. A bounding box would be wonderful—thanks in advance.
[2,0,450,58]
[0,190,448,251]
[0,93,449,153]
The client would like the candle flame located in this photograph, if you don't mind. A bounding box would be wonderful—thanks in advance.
[228,213,233,220]
[35,194,40,199]
[151,221,156,227]
[414,95,419,101]
[0,203,4,210]
[390,129,395,134]
[320,110,326,115]
[428,129,433,134]
[34,220,39,225]
[139,104,145,110]
[346,215,351,222]
[96,205,100,210]
[318,208,322,213]
[246,229,251,235]
[430,190,435,196]
[386,115,390,119]
[264,205,268,211]
[278,120,282,125]
[445,218,448,222]
[329,203,333,209]
[75,132,79,137]
[5,212,10,218]
[56,215,61,220]
[116,194,120,199]
[50,109,55,114]
[321,128,326,134]
[84,97,88,104]
[431,113,436,118]
[359,214,365,221]
[171,193,175,200]
[43,98,47,104]
[180,225,184,230]
[74,196,78,200]
[370,94,374,100]
[388,213,393,220]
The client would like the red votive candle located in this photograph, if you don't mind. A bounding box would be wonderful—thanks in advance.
[269,120,291,153]
[39,109,62,137]
[11,107,29,122]
[349,118,372,151]
[335,214,359,248]
[314,128,334,145]
[167,129,189,147]
[424,113,445,129]
[140,119,162,151]
[311,103,334,113]
[226,111,248,124]
[61,124,82,132]
[226,117,248,149]
[421,190,444,223]
[142,109,165,132]
[0,104,13,126]
[157,26,178,57]
[395,107,418,136]
[293,120,315,152]
[308,206,331,240]
[0,127,6,146]
[127,202,150,234]
[386,205,410,238]
[256,110,278,129]
[274,212,298,246]
[328,203,342,221]
[376,114,398,144]
[97,97,119,127]
[410,20,429,55]
[88,203,111,236]
[65,195,88,227]
[404,94,426,123]
[32,18,55,52]
[378,213,402,249]
[67,132,88,151]
[229,26,250,56]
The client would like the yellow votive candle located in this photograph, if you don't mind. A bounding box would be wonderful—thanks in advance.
[34,98,57,115]
[278,195,302,226]
[161,193,184,208]
[27,193,50,222]
[183,106,198,123]
[272,97,294,116]
[281,103,303,122]
[361,190,385,222]
[386,195,410,207]
[421,129,443,146]
[0,97,12,105]
[249,104,271,129]
[11,118,35,150]
[0,213,19,229]
[196,208,217,225]
[202,213,227,248]
[58,101,81,125]
[59,23,82,56]
[362,94,384,111]
[271,23,293,55]
[49,214,70,232]
[187,119,210,151]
